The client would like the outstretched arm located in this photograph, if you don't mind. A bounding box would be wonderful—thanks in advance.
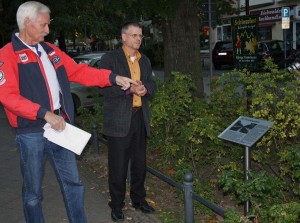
[114,75,138,90]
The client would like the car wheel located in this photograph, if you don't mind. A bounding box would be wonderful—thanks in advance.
[213,63,221,70]
[72,94,81,114]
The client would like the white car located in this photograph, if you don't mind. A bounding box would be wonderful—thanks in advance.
[71,52,107,113]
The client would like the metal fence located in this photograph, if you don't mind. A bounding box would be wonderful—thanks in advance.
[147,166,225,223]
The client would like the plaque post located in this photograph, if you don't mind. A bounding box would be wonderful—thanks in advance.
[244,146,250,215]
[218,116,274,217]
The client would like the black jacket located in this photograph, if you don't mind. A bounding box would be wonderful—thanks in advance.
[99,48,156,137]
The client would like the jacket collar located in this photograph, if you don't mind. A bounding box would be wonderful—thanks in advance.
[11,31,30,53]
[11,30,55,58]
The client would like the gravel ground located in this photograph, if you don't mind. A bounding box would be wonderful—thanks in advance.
[78,149,163,223]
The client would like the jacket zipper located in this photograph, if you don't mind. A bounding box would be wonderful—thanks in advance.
[36,53,55,112]
[59,90,71,123]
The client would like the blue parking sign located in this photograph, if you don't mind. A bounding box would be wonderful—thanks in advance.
[282,7,290,18]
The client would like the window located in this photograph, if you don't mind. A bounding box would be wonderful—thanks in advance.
[258,27,272,41]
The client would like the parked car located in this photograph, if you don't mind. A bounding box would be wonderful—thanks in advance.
[71,52,108,113]
[73,52,108,67]
[257,40,294,68]
[212,41,234,70]
[212,40,294,70]
[66,48,81,58]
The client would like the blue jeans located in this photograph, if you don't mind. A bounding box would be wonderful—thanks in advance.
[16,132,87,223]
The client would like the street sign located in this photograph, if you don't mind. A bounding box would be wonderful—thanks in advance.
[282,7,290,18]
[282,7,290,29]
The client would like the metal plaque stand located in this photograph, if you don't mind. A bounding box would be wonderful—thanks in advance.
[218,116,274,216]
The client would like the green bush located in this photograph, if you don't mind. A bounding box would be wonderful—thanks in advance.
[279,144,300,197]
[148,64,300,222]
[76,65,300,221]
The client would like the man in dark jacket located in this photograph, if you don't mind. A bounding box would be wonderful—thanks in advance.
[0,2,135,223]
[99,22,156,222]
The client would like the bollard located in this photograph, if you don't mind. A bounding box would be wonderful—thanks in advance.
[184,172,194,223]
[92,124,99,154]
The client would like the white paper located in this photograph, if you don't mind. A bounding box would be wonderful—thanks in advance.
[43,123,91,155]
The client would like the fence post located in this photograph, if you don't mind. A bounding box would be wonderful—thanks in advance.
[184,172,194,223]
[92,123,99,154]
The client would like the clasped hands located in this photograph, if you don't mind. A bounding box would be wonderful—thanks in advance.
[115,75,146,95]
[130,80,147,96]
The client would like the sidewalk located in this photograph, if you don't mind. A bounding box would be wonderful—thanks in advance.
[0,105,161,223]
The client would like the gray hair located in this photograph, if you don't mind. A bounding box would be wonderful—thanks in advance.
[16,1,50,30]
[121,22,141,35]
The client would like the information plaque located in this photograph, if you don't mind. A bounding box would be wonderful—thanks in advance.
[218,116,274,147]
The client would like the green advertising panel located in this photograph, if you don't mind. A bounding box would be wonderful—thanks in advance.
[231,15,259,70]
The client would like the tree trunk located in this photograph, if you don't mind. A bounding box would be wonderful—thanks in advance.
[163,0,204,97]
[58,30,67,53]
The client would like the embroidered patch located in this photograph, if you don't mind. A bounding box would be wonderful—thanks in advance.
[0,61,3,67]
[0,70,6,85]
[19,53,28,62]
[52,55,61,64]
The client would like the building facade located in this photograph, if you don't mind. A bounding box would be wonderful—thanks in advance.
[216,0,300,49]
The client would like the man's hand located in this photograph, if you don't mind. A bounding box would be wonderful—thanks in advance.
[44,111,66,132]
[130,81,147,96]
[116,76,138,90]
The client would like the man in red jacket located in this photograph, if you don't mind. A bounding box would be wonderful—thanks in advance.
[0,1,135,223]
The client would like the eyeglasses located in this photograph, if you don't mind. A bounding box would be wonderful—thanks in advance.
[126,33,144,39]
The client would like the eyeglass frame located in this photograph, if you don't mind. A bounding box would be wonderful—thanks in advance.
[125,33,144,39]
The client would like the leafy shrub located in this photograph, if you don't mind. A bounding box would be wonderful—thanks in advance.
[265,202,300,223]
[76,64,300,221]
[148,64,300,221]
[279,144,300,197]
[149,72,195,162]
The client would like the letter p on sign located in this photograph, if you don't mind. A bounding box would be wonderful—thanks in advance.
[282,7,290,18]
[282,7,290,29]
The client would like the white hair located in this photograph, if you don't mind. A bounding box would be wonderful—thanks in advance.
[16,1,50,30]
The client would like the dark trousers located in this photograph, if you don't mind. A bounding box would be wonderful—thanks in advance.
[106,109,147,209]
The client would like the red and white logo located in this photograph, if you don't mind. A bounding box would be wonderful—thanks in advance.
[19,53,28,63]
[0,70,6,85]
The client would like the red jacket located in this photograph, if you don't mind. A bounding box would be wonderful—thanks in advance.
[0,32,113,134]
